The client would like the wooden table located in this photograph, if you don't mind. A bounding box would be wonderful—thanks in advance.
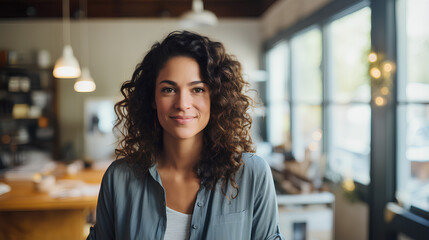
[0,167,105,240]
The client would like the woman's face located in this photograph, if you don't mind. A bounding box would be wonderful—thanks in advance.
[154,56,211,141]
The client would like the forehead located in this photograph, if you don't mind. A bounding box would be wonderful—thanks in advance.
[156,56,202,84]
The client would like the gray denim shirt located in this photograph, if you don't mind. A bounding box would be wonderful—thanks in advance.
[91,153,285,240]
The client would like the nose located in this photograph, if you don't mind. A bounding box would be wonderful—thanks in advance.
[174,91,192,110]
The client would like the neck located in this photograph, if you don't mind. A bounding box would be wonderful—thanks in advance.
[158,132,204,173]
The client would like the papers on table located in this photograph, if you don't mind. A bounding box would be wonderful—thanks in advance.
[49,179,100,198]
[0,183,11,196]
[4,160,56,181]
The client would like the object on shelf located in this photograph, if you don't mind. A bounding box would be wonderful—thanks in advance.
[37,50,51,69]
[16,128,30,144]
[31,91,48,108]
[12,104,29,118]
[36,127,54,139]
[0,50,8,67]
[7,51,36,66]
[19,77,30,92]
[38,116,49,128]
[7,76,20,92]
[28,106,42,118]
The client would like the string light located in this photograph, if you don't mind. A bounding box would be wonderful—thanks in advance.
[342,178,356,192]
[383,62,393,72]
[368,52,377,63]
[369,52,395,107]
[375,96,385,106]
[380,87,389,95]
[370,67,381,79]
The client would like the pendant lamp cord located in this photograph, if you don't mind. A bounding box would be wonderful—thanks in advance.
[79,0,90,68]
[62,0,71,46]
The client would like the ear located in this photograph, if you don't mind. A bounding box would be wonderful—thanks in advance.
[152,101,157,109]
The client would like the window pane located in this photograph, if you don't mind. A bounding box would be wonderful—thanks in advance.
[328,104,371,184]
[406,0,429,102]
[291,28,322,103]
[292,104,322,161]
[266,42,290,147]
[267,41,289,102]
[267,103,291,147]
[330,7,371,103]
[397,0,429,212]
[327,7,372,184]
[397,104,429,211]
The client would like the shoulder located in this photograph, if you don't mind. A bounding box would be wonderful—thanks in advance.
[101,158,137,186]
[230,153,276,200]
[238,153,272,182]
[241,153,271,174]
[104,158,132,175]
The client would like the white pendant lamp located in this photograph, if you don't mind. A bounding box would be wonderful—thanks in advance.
[53,0,81,79]
[74,67,96,92]
[180,0,218,28]
[53,45,81,78]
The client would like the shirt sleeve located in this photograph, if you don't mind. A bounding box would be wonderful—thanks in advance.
[93,164,116,240]
[251,156,285,240]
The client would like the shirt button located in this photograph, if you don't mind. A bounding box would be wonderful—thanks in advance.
[197,202,203,207]
[192,224,198,230]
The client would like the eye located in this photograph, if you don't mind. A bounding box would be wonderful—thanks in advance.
[193,87,205,93]
[161,87,175,93]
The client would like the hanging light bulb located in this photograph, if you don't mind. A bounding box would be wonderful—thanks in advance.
[180,0,218,28]
[74,67,96,92]
[73,0,96,92]
[53,45,81,78]
[53,0,81,79]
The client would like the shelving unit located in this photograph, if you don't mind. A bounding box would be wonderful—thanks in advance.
[0,65,58,168]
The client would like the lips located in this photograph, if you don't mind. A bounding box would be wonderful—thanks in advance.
[170,116,196,124]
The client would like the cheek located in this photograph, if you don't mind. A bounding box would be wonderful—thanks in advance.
[200,97,211,116]
[154,96,171,113]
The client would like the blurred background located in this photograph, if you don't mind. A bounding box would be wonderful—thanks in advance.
[0,0,428,239]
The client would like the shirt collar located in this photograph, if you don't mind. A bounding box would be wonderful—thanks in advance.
[148,163,162,185]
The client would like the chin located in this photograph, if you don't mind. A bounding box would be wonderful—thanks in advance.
[166,129,204,141]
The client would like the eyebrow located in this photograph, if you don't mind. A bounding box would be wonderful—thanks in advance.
[159,80,205,86]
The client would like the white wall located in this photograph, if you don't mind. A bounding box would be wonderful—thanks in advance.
[0,19,261,157]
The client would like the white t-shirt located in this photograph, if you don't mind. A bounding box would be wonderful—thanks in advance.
[164,206,192,240]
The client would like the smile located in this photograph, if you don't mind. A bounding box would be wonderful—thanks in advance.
[170,116,196,124]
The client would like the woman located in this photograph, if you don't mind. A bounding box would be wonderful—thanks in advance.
[89,31,284,240]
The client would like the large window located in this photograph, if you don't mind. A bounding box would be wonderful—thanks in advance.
[396,0,429,211]
[265,7,371,184]
[264,0,429,237]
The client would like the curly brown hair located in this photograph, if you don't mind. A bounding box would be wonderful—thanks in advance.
[114,31,255,199]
